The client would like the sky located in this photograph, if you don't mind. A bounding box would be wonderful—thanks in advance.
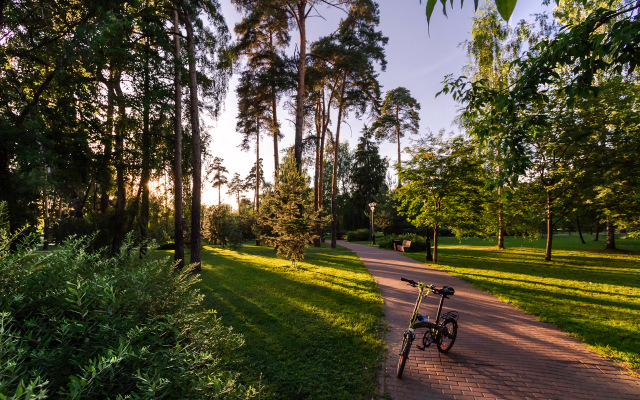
[201,0,552,206]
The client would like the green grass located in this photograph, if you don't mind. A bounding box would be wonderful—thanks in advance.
[402,234,640,372]
[183,243,385,399]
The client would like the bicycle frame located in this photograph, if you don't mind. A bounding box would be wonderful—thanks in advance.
[406,282,432,331]
[397,278,458,378]
[413,288,449,330]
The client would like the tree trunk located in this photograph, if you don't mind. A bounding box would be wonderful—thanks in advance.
[140,44,151,251]
[272,90,280,176]
[594,223,600,241]
[576,217,585,244]
[43,192,49,250]
[318,88,334,244]
[425,227,433,261]
[605,218,616,250]
[57,196,63,219]
[185,7,201,270]
[433,224,439,264]
[173,4,184,269]
[497,185,505,249]
[293,3,306,170]
[255,119,261,246]
[330,79,346,249]
[100,77,114,214]
[545,189,553,262]
[396,120,401,188]
[112,75,126,253]
[312,100,321,247]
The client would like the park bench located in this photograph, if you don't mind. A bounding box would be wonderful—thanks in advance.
[395,240,411,252]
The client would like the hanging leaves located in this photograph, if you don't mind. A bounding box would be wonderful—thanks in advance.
[423,0,557,24]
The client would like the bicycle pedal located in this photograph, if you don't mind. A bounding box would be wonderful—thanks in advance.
[415,345,426,351]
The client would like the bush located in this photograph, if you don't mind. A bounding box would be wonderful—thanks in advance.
[376,236,396,250]
[344,229,371,242]
[206,205,244,249]
[0,215,253,399]
[377,233,427,252]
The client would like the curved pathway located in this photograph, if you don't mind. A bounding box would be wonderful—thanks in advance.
[338,241,640,400]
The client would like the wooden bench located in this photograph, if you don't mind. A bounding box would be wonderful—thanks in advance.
[395,240,411,252]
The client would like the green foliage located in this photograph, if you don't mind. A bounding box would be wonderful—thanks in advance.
[209,157,229,205]
[373,87,420,181]
[205,205,244,249]
[377,233,427,252]
[373,87,420,147]
[350,127,388,228]
[396,133,486,236]
[441,2,640,174]
[344,228,371,242]
[424,0,529,24]
[0,208,252,398]
[260,152,325,265]
[371,187,412,235]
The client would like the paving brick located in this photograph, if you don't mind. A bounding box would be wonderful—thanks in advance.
[339,241,640,400]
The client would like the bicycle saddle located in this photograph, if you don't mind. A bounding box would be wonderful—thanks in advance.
[440,286,455,296]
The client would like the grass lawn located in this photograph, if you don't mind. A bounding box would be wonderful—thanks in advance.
[400,234,640,372]
[181,243,385,399]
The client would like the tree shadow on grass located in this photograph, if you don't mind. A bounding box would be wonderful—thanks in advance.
[197,246,385,400]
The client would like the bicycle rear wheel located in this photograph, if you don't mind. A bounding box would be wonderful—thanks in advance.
[436,319,457,353]
[396,331,413,378]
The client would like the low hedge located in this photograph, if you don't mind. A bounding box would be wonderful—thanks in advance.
[344,229,371,242]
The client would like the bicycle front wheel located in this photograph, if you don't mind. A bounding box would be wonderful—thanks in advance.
[396,332,413,378]
[436,319,458,353]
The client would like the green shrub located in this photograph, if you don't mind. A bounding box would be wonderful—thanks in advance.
[344,229,371,242]
[376,236,396,250]
[206,205,244,249]
[377,233,427,252]
[0,211,253,399]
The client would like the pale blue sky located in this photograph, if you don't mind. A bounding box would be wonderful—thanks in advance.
[202,0,552,205]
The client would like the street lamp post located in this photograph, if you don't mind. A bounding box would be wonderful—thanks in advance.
[369,202,376,245]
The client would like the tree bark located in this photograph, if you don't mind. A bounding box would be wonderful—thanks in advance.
[497,185,505,249]
[293,2,306,170]
[185,7,201,270]
[605,218,616,250]
[396,106,401,187]
[173,4,185,269]
[100,76,114,214]
[312,98,322,247]
[425,227,433,261]
[112,75,127,253]
[272,90,280,176]
[316,87,333,244]
[330,78,346,249]
[433,224,439,264]
[140,43,151,250]
[576,217,586,244]
[43,192,49,250]
[255,118,261,246]
[313,99,321,212]
[545,189,553,262]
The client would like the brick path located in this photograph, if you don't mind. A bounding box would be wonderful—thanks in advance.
[338,241,640,400]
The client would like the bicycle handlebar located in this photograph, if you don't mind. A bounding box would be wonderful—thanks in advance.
[400,277,418,286]
[400,278,454,296]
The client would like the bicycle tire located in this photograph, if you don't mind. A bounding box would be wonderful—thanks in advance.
[436,319,458,353]
[422,328,435,348]
[396,332,413,378]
